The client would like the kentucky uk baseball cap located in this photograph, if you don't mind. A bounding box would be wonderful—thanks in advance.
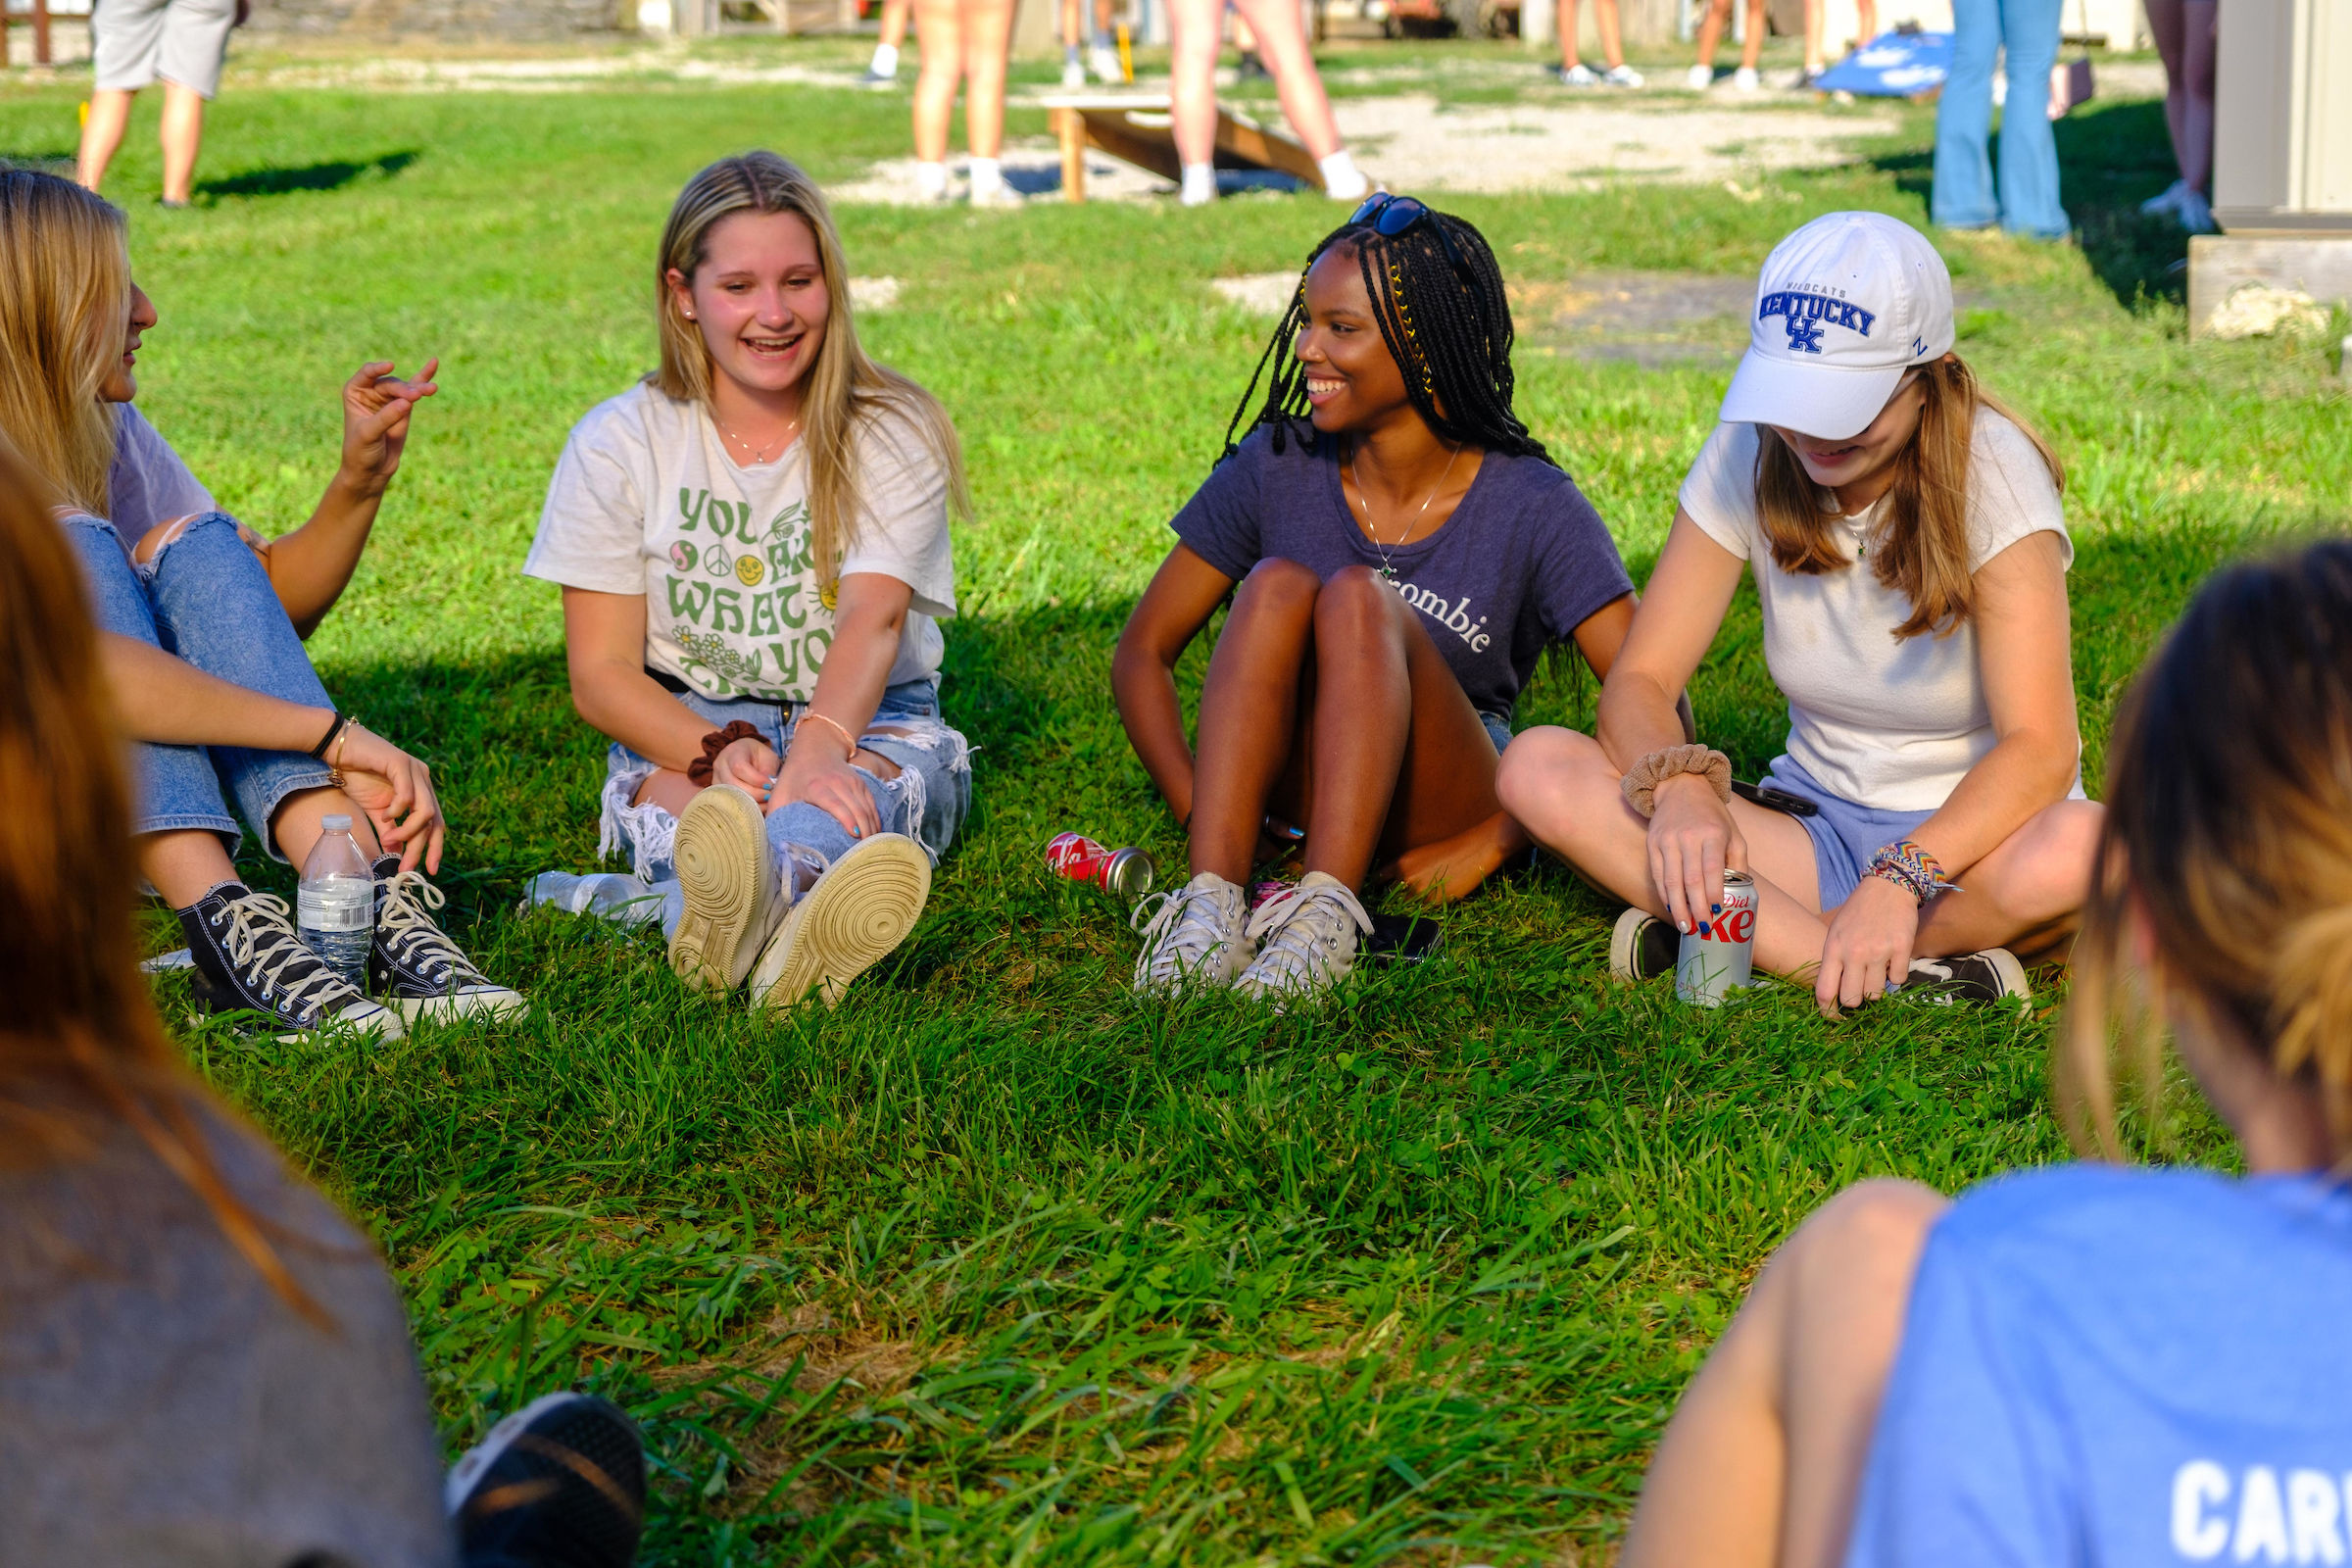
[1720,211,1956,442]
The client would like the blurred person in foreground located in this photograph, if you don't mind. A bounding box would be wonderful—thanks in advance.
[1616,537,2352,1567]
[0,438,647,1566]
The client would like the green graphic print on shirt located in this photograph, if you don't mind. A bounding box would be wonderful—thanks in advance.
[656,489,838,700]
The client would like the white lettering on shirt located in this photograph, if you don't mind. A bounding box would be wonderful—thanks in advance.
[1390,579,1494,654]
[2177,1462,2231,1559]
[2236,1466,2290,1563]
[2286,1470,2345,1564]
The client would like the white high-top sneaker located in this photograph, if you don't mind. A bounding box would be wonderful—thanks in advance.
[1132,871,1253,992]
[1233,871,1372,1004]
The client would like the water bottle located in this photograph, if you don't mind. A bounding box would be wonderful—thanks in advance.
[298,814,376,990]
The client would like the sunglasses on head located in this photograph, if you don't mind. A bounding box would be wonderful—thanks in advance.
[1348,192,1435,236]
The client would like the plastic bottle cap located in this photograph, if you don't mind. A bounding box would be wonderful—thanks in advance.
[321,814,352,832]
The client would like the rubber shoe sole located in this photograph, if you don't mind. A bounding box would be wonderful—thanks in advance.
[394,986,532,1025]
[1608,906,1677,982]
[669,785,781,994]
[748,833,930,1012]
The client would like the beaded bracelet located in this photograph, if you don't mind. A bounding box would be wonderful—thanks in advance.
[1864,838,1959,905]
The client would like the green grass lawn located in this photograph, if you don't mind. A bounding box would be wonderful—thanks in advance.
[6,46,2347,1564]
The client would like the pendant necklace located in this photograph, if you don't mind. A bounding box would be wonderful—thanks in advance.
[715,412,799,466]
[1348,437,1462,582]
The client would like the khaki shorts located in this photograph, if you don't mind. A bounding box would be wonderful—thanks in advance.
[92,0,236,99]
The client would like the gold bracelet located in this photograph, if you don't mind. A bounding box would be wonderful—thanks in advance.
[329,715,357,788]
[800,710,858,760]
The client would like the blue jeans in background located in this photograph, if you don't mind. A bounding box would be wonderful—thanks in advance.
[64,511,336,864]
[1933,0,2070,240]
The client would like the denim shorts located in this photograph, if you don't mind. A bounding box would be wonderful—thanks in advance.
[62,510,336,863]
[599,676,972,883]
[1480,712,1513,757]
[1758,755,1936,910]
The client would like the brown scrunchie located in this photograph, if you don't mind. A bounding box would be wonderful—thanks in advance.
[1621,743,1734,818]
[687,720,765,787]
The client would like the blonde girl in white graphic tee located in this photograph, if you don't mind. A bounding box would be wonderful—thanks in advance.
[1499,212,2100,1017]
[524,152,972,1013]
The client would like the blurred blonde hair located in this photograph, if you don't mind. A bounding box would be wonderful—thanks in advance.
[0,168,129,515]
[651,151,968,589]
[0,435,322,1324]
[2062,539,2352,1161]
[1753,354,2063,641]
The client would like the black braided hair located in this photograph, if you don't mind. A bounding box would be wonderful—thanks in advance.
[1217,203,1551,468]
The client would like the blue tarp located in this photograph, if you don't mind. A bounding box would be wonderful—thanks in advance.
[1813,28,1954,96]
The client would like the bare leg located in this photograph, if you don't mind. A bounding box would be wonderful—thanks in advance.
[158,81,207,206]
[1497,726,1831,976]
[1619,1181,1948,1568]
[1740,0,1766,70]
[1852,0,1874,47]
[2145,0,2188,177]
[1691,0,1729,68]
[2180,0,2216,193]
[76,88,135,193]
[1559,0,1584,70]
[1802,0,1824,75]
[1911,799,2100,959]
[961,0,1018,158]
[1167,0,1226,167]
[880,0,911,47]
[911,0,966,164]
[141,787,386,910]
[1190,560,1322,884]
[1232,0,1343,159]
[1592,0,1627,70]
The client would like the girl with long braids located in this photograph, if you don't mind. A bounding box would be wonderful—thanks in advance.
[1114,195,1642,1003]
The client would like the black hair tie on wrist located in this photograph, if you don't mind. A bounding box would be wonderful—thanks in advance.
[308,711,349,760]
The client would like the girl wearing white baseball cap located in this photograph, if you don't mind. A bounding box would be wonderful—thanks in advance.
[1498,211,2100,1016]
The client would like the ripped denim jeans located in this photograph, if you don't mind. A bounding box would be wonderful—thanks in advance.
[599,678,972,909]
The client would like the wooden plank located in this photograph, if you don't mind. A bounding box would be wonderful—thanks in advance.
[1054,106,1087,204]
[1212,110,1323,188]
[1075,109,1185,183]
[2188,233,2352,337]
[1042,94,1324,194]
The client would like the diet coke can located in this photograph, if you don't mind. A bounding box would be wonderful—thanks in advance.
[1676,868,1757,1007]
[1046,832,1157,902]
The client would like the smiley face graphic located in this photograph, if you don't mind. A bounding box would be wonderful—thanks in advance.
[735,554,765,587]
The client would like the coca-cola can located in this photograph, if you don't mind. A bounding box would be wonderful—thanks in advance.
[1676,868,1757,1007]
[1045,832,1157,901]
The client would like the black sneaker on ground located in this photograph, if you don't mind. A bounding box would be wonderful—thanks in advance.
[1901,949,2031,1005]
[370,858,530,1024]
[1608,906,1679,982]
[445,1393,646,1568]
[177,881,403,1042]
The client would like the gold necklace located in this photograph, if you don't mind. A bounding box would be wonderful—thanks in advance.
[714,412,800,466]
[1348,438,1462,581]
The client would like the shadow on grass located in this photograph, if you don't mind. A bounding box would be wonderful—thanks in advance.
[197,150,420,201]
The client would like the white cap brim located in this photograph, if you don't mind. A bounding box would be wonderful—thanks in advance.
[1719,349,1906,442]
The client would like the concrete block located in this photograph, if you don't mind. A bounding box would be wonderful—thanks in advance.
[2187,233,2352,339]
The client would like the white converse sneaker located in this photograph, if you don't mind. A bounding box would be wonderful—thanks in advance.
[669,785,787,993]
[1685,62,1714,90]
[747,833,931,1012]
[1233,871,1372,1004]
[1132,871,1252,992]
[1603,63,1645,86]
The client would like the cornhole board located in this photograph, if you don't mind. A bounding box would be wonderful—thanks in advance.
[1038,93,1326,204]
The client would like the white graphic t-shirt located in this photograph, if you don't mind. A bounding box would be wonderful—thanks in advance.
[524,382,956,704]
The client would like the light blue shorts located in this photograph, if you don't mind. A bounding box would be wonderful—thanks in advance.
[1758,756,1936,911]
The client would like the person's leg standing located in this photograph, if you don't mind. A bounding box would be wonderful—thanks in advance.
[910,0,965,198]
[76,91,137,194]
[154,0,238,207]
[2180,0,2216,196]
[1992,0,2068,239]
[1168,0,1226,205]
[960,0,1018,201]
[80,0,172,194]
[1231,0,1364,194]
[1931,0,1999,229]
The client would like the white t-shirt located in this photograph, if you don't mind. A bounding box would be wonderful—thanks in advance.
[107,404,215,535]
[523,382,956,704]
[1678,408,2074,811]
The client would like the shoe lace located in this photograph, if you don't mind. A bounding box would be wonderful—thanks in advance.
[1241,880,1372,990]
[215,892,359,1021]
[1132,882,1240,984]
[378,871,488,988]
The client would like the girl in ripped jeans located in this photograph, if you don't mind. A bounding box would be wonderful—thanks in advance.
[522,151,972,1012]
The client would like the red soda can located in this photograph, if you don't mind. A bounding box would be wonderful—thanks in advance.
[1676,868,1757,1006]
[1046,832,1157,901]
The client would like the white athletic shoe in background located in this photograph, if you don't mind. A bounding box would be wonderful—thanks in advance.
[1090,41,1122,81]
[1734,66,1760,92]
[1180,162,1217,206]
[1603,63,1645,86]
[1061,54,1087,86]
[2140,178,2190,219]
[914,161,950,202]
[1685,62,1713,90]
[1318,148,1370,201]
[1552,62,1601,85]
[2175,187,2217,234]
[1132,872,1253,992]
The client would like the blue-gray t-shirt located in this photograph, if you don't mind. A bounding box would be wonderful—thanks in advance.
[1846,1164,2352,1568]
[1170,424,1635,723]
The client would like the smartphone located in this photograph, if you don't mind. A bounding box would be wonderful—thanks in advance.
[1732,778,1821,817]
[1364,911,1445,963]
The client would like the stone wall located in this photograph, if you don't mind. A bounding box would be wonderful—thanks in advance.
[244,0,630,39]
